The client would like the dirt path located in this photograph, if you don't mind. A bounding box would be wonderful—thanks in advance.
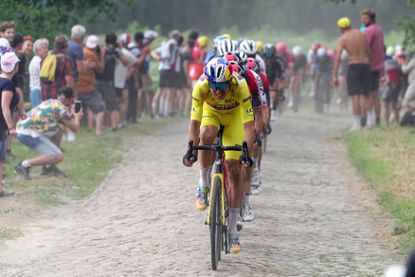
[0,109,400,276]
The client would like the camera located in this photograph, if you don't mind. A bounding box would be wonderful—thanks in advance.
[74,100,82,113]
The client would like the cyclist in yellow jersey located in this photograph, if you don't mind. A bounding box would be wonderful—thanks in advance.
[183,57,255,254]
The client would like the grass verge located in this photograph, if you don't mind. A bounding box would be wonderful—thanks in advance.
[344,126,415,251]
[0,116,181,240]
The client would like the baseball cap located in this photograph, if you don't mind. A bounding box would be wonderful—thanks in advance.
[86,35,99,49]
[144,30,158,40]
[0,38,11,56]
[337,17,351,29]
[1,52,20,73]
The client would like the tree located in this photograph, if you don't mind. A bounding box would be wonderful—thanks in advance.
[0,0,131,39]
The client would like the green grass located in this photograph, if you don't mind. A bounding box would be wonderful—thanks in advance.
[0,227,22,240]
[345,127,415,250]
[4,116,180,205]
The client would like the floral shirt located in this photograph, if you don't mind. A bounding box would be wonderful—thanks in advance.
[17,99,73,137]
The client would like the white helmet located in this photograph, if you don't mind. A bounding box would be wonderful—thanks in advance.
[317,47,326,57]
[292,46,303,56]
[144,30,158,40]
[213,35,226,48]
[239,39,258,56]
[217,39,237,56]
[235,50,248,65]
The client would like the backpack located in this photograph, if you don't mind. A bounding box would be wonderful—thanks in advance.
[40,54,57,82]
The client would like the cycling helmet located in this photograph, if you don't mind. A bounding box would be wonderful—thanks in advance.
[217,39,237,56]
[228,60,241,74]
[317,47,326,57]
[234,50,248,65]
[0,38,11,56]
[119,33,132,46]
[311,42,321,52]
[292,46,303,56]
[204,57,232,83]
[246,57,259,73]
[337,17,351,29]
[239,40,258,56]
[197,36,209,48]
[213,35,226,48]
[276,42,287,54]
[222,33,232,40]
[263,43,276,59]
[256,40,264,53]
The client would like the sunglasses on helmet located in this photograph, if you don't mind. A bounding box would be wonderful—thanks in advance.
[209,81,229,91]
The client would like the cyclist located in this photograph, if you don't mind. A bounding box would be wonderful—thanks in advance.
[239,39,266,73]
[204,35,226,65]
[289,46,307,112]
[217,39,238,56]
[263,43,286,120]
[183,57,255,254]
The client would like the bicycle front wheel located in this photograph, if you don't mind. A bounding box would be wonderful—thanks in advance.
[210,177,222,270]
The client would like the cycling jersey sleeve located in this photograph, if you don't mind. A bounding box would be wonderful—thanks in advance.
[237,78,254,124]
[190,78,208,122]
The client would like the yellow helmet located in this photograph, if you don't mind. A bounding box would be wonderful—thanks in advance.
[256,40,264,53]
[197,36,209,48]
[222,33,232,40]
[337,17,351,29]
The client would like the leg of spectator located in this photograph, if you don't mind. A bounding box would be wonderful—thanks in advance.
[95,111,105,136]
[88,109,94,131]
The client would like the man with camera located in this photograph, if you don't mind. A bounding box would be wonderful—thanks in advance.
[14,86,83,179]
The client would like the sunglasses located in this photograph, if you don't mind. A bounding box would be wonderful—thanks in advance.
[209,81,229,91]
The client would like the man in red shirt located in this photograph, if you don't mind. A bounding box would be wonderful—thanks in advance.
[361,9,385,127]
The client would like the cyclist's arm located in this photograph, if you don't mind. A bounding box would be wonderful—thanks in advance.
[188,79,207,144]
[238,79,255,149]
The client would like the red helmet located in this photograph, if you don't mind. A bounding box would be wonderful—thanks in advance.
[327,49,336,59]
[228,61,240,73]
[311,42,321,52]
[276,42,287,54]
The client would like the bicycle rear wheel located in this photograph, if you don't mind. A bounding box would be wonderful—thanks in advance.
[210,177,222,270]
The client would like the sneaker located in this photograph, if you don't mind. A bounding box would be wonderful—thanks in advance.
[41,165,67,177]
[251,184,262,195]
[67,132,76,142]
[237,214,243,231]
[0,187,14,197]
[241,202,254,222]
[14,163,31,180]
[229,233,241,254]
[195,186,208,211]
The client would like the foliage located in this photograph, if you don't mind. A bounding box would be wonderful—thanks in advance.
[0,0,131,40]
[398,0,415,50]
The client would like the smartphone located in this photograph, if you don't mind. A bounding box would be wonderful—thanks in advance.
[74,100,82,113]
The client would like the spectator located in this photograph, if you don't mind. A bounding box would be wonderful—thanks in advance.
[137,30,157,119]
[96,33,124,131]
[76,35,105,136]
[67,24,88,89]
[398,52,415,115]
[28,38,49,107]
[0,38,11,56]
[333,17,371,131]
[40,35,73,101]
[126,31,145,123]
[14,86,83,179]
[0,52,21,196]
[361,8,385,127]
[381,47,401,124]
[0,21,16,43]
[114,34,136,128]
[22,35,33,55]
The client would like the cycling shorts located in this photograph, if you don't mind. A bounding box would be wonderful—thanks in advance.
[200,103,244,161]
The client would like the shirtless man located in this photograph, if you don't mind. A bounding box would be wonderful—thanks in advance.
[332,17,371,131]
